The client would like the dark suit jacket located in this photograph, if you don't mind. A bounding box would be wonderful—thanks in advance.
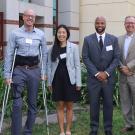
[82,33,120,84]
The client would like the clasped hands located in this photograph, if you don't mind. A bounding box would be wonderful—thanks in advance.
[96,71,108,81]
[119,66,133,76]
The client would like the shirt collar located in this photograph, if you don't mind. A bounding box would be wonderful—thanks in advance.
[126,34,134,38]
[96,32,106,40]
[21,25,36,33]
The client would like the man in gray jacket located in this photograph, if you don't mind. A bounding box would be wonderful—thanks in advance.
[118,16,135,133]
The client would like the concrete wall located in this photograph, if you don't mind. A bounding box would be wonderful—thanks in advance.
[0,0,4,12]
[58,0,80,43]
[80,0,135,47]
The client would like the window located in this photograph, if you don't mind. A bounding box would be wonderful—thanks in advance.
[19,0,31,3]
[19,14,23,27]
[53,0,58,35]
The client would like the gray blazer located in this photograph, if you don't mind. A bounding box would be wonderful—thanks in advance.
[82,33,120,83]
[118,33,135,82]
[47,41,82,87]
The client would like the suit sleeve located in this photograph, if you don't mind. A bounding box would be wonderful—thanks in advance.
[105,37,120,75]
[127,60,135,71]
[74,45,82,87]
[82,37,99,76]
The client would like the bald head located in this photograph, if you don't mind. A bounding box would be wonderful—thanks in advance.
[95,16,106,24]
[23,9,36,29]
[95,16,106,34]
[23,9,36,17]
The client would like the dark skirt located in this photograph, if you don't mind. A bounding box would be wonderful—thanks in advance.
[52,64,80,102]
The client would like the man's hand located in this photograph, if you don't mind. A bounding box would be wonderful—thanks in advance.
[120,66,133,76]
[48,86,52,92]
[97,71,108,81]
[5,79,12,85]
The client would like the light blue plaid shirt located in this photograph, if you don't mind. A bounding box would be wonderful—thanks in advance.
[4,25,48,79]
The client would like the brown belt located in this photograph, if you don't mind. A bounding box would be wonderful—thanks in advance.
[16,65,39,70]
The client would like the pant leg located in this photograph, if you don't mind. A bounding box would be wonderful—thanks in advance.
[88,80,101,132]
[11,68,26,135]
[120,82,133,127]
[23,68,40,135]
[128,80,135,127]
[102,83,114,131]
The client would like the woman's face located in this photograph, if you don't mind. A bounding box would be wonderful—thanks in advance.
[57,27,67,43]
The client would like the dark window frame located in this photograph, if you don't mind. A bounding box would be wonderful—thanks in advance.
[53,0,58,35]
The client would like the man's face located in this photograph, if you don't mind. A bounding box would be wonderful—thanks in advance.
[23,10,36,27]
[124,17,135,34]
[95,18,106,34]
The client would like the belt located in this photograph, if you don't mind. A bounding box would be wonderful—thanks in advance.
[16,65,39,70]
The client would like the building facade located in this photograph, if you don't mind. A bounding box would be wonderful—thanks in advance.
[0,0,135,58]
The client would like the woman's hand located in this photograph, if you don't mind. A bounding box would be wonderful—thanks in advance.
[41,75,47,80]
[76,86,81,91]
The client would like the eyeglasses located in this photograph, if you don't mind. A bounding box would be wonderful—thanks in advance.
[24,14,35,19]
[125,22,135,25]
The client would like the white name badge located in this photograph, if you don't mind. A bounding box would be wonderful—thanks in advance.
[60,53,66,59]
[25,38,32,44]
[106,45,113,51]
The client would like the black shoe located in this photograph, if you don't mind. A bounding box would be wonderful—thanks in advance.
[121,127,134,133]
[105,131,112,135]
[89,131,97,135]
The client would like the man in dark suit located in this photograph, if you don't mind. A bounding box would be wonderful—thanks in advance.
[82,16,120,135]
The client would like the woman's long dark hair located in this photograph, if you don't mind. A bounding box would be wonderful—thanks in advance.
[51,24,70,62]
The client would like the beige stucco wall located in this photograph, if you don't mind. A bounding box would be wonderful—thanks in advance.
[80,0,135,48]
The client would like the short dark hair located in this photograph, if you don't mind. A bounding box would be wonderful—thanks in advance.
[124,16,135,22]
[51,24,70,62]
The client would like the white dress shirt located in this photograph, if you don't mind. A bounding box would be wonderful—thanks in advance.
[96,32,106,44]
[124,34,133,59]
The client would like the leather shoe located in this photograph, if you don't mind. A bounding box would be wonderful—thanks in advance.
[89,131,97,135]
[121,127,134,132]
[105,131,112,135]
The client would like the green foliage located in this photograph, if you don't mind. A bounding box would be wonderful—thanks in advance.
[80,63,88,104]
[0,60,13,116]
[113,69,120,107]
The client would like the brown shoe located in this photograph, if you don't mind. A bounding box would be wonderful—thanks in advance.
[121,127,134,132]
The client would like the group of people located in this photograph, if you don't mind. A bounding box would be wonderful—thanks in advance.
[3,8,135,135]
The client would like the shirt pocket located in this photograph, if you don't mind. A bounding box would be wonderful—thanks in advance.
[16,36,25,46]
[32,38,41,47]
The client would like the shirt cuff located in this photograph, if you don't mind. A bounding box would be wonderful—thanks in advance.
[95,72,100,77]
[105,71,110,77]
